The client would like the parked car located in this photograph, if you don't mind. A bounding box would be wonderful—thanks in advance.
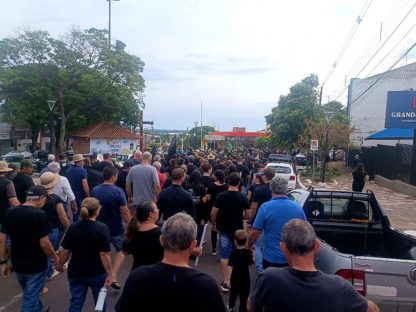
[294,153,308,166]
[288,187,416,311]
[2,151,33,167]
[265,162,297,190]
[268,153,297,172]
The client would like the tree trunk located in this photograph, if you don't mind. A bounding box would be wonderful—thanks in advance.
[58,89,66,153]
[30,129,39,153]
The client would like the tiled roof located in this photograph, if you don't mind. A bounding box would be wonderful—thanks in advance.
[70,121,139,139]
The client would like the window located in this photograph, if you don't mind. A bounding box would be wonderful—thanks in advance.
[270,166,291,174]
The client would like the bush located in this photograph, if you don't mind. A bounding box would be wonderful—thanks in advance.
[302,162,340,182]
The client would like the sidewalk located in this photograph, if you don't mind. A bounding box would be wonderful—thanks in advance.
[300,162,416,231]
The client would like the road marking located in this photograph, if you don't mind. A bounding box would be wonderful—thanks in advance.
[0,292,22,311]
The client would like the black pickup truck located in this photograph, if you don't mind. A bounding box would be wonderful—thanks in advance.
[288,188,416,312]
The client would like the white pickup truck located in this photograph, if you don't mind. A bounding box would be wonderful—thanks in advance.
[288,188,416,312]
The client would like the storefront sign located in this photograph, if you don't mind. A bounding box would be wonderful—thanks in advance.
[385,91,416,128]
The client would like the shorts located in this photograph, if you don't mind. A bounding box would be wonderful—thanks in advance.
[219,232,234,260]
[110,234,124,252]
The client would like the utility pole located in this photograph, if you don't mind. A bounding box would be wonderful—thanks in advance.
[107,0,120,47]
[200,101,203,150]
[320,111,334,183]
[47,100,56,155]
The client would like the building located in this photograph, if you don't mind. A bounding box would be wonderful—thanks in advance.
[69,121,140,155]
[348,62,416,147]
[205,127,269,149]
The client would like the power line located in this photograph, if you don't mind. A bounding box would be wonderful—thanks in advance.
[332,1,416,102]
[349,41,416,107]
[322,0,373,86]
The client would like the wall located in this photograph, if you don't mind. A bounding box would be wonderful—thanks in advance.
[348,66,416,147]
[90,138,137,155]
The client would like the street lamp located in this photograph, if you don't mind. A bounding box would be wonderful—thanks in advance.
[107,0,120,47]
[320,111,334,183]
[47,100,56,155]
[194,121,198,149]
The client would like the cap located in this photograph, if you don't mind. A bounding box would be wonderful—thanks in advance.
[26,185,48,199]
[20,159,36,169]
[40,172,60,189]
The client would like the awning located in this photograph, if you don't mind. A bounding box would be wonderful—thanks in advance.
[366,128,415,140]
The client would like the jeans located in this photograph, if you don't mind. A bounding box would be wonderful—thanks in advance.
[47,228,59,278]
[69,273,107,312]
[16,270,47,312]
[254,231,264,274]
[219,232,234,260]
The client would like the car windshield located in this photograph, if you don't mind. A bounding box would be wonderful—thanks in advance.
[4,155,24,163]
[270,166,291,174]
[269,155,292,162]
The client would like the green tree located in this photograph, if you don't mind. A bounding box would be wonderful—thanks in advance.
[266,74,320,149]
[0,28,145,153]
[255,136,273,149]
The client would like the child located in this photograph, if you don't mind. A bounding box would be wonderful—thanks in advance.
[227,229,254,312]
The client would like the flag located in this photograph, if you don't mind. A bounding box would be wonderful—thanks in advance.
[167,135,177,162]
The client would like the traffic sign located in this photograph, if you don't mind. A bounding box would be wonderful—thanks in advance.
[310,139,319,151]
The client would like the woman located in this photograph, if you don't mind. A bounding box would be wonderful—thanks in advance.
[188,170,207,224]
[352,163,367,192]
[207,169,228,256]
[40,172,70,281]
[58,197,114,312]
[122,201,163,271]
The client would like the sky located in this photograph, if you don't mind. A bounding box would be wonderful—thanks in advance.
[2,0,416,131]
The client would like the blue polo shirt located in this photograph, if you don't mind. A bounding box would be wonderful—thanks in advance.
[92,184,127,236]
[65,165,88,203]
[253,196,306,264]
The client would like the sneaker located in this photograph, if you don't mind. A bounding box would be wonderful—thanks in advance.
[211,249,217,256]
[220,282,230,293]
[226,304,234,312]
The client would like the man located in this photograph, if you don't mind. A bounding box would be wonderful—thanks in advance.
[0,186,58,312]
[13,159,36,204]
[65,154,90,221]
[236,157,250,192]
[90,154,100,170]
[92,166,130,290]
[0,161,20,231]
[248,219,379,312]
[131,150,142,165]
[248,177,306,269]
[116,160,134,198]
[96,152,114,171]
[157,168,193,220]
[200,163,213,188]
[211,172,251,292]
[126,151,160,207]
[249,167,275,274]
[186,155,198,175]
[58,153,70,176]
[115,212,226,312]
[153,161,166,189]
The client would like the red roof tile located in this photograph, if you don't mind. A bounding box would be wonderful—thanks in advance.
[70,121,139,139]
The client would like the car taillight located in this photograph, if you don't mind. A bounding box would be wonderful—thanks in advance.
[336,269,366,296]
[289,175,296,181]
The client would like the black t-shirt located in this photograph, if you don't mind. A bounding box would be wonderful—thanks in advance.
[1,205,51,274]
[229,249,254,284]
[61,220,111,279]
[252,183,272,222]
[200,175,213,188]
[251,267,367,312]
[248,184,261,203]
[186,163,198,175]
[12,172,34,204]
[236,164,250,186]
[213,164,226,171]
[214,190,250,234]
[157,185,194,220]
[122,227,163,271]
[42,194,64,229]
[96,160,114,171]
[116,170,129,197]
[207,183,228,208]
[116,262,226,312]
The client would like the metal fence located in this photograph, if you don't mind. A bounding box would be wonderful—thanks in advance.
[349,144,414,185]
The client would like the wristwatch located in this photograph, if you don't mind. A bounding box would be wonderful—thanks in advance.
[0,258,8,265]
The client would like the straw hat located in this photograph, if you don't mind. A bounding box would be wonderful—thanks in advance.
[73,154,86,162]
[0,161,12,172]
[40,172,60,189]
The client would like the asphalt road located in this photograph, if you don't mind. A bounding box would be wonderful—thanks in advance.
[0,232,257,312]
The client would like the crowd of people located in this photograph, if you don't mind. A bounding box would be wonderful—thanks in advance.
[0,148,379,312]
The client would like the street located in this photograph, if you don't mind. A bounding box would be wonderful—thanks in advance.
[0,231,257,312]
